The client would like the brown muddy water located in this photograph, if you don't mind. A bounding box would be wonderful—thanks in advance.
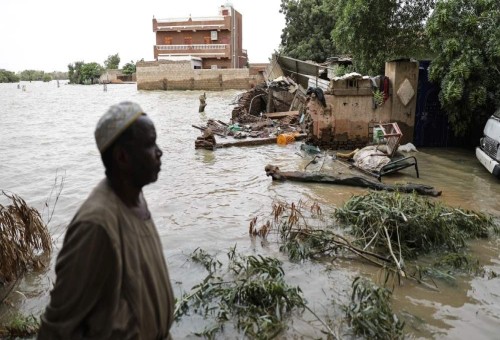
[0,81,499,339]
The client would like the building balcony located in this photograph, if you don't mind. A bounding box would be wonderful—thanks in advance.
[155,44,231,59]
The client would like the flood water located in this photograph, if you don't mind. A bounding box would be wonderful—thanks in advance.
[1,81,499,339]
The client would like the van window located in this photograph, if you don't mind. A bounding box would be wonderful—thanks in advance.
[494,107,500,119]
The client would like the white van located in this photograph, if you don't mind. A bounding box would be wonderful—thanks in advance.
[476,107,500,178]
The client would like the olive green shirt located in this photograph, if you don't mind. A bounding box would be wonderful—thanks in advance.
[38,179,174,339]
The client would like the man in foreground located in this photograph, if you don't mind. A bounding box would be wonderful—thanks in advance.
[38,101,174,339]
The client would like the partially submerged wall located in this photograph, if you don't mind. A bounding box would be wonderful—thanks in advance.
[306,60,418,149]
[307,77,391,149]
[136,60,264,91]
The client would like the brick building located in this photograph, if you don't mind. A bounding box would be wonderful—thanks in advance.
[152,5,247,69]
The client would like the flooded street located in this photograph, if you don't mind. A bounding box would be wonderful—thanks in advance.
[1,81,499,338]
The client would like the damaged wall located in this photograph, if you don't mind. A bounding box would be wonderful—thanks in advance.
[136,60,264,91]
[306,60,419,149]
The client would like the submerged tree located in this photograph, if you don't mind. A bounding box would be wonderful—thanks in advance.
[80,62,103,84]
[175,247,311,338]
[67,61,84,84]
[332,0,435,75]
[345,277,404,339]
[279,0,338,62]
[68,61,103,84]
[426,0,500,137]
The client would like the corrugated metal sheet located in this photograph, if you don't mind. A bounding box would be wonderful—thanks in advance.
[277,55,320,88]
[307,76,329,92]
[263,57,284,83]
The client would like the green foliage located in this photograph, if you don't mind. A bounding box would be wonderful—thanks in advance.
[333,0,435,75]
[333,63,355,77]
[0,69,20,83]
[0,313,40,338]
[80,62,103,84]
[104,53,120,69]
[251,195,497,292]
[68,61,103,84]
[373,89,384,106]
[67,61,84,84]
[426,0,500,136]
[344,277,404,339]
[279,0,338,62]
[334,191,497,259]
[122,60,136,76]
[175,247,306,339]
[18,70,51,82]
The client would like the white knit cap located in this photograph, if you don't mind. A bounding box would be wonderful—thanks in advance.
[94,101,144,153]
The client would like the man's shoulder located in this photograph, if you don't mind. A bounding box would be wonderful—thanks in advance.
[71,179,121,231]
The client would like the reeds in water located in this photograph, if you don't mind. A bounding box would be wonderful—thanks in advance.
[0,191,52,284]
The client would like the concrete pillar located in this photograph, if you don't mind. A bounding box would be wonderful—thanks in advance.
[385,59,419,144]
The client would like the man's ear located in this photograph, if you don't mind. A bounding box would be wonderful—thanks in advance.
[113,145,130,170]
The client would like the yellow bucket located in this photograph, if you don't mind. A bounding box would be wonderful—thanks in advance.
[277,133,296,145]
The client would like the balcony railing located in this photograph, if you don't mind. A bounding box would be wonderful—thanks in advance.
[157,44,228,51]
[155,44,230,58]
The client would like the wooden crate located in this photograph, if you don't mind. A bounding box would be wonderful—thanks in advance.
[375,123,402,157]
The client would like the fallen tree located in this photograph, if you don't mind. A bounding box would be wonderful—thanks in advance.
[264,164,442,197]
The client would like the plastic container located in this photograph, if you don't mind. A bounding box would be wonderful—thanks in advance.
[277,133,296,145]
[373,126,385,143]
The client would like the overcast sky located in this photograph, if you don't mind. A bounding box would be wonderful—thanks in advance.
[0,0,285,73]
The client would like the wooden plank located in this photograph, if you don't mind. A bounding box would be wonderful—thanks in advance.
[263,110,299,119]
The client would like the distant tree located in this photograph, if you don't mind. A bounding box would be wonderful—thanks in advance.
[19,70,47,81]
[42,74,52,82]
[122,60,136,76]
[279,0,338,62]
[104,53,120,70]
[426,0,500,137]
[0,69,20,83]
[332,0,435,75]
[50,71,69,80]
[80,62,104,84]
[68,62,84,84]
[68,61,103,84]
[19,70,35,81]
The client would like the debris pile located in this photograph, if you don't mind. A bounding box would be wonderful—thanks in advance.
[194,82,305,149]
[230,86,267,121]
